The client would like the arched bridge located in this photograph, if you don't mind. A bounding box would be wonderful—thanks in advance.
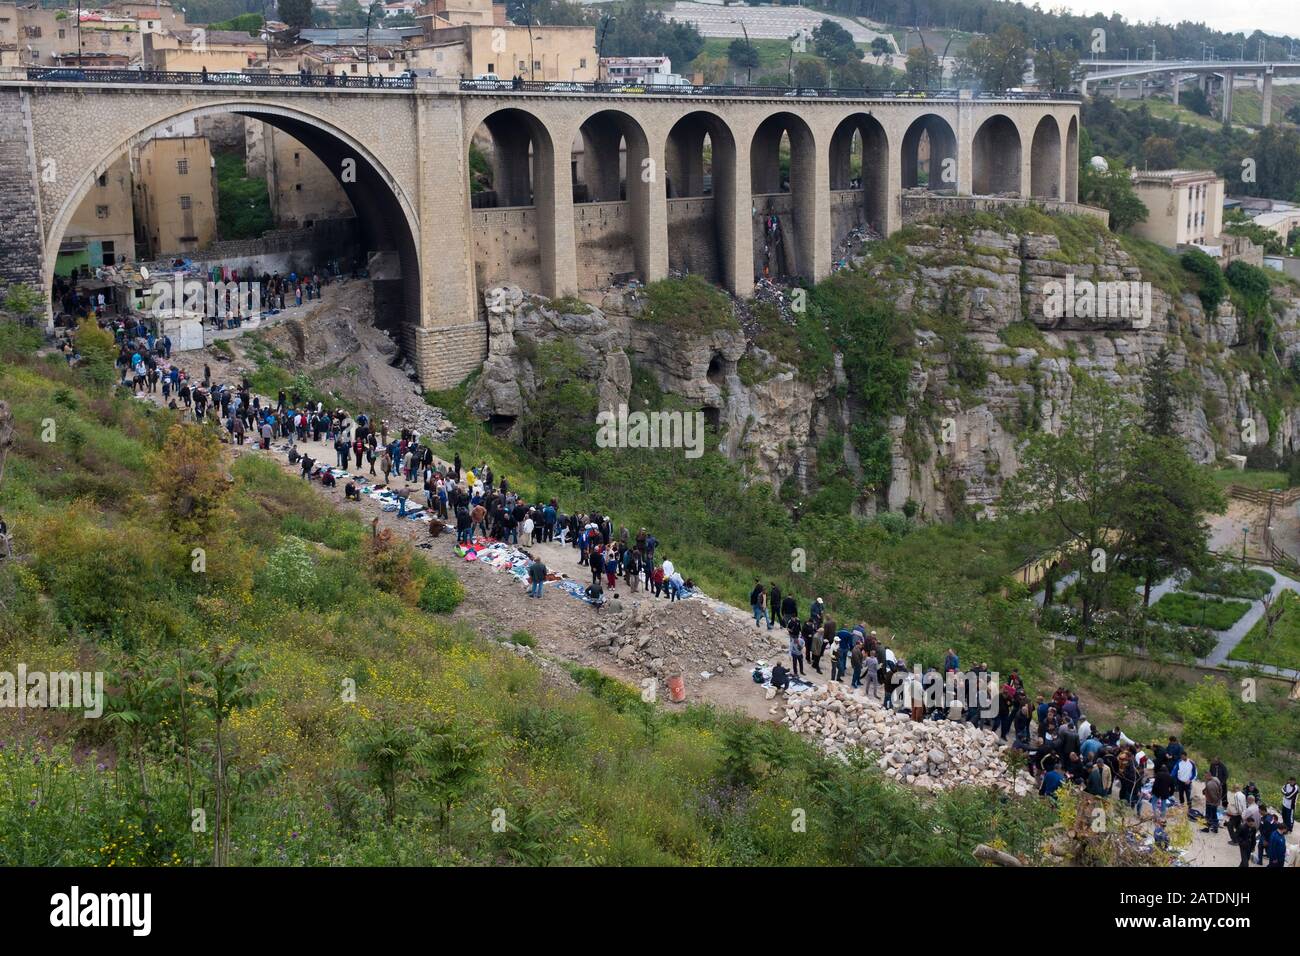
[0,73,1081,388]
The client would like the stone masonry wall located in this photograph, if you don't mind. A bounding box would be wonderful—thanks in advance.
[0,89,46,295]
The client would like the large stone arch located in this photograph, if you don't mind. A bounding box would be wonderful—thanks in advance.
[664,110,740,289]
[900,113,957,191]
[829,112,889,239]
[467,106,561,296]
[1029,114,1062,200]
[972,114,1022,197]
[750,111,817,281]
[45,99,424,353]
[569,108,652,287]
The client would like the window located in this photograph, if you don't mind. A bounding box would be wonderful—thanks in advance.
[295,183,302,191]
[95,205,110,219]
[97,173,108,187]
[24,26,42,39]
[176,159,189,175]
[293,152,301,165]
[179,195,192,210]
[101,241,115,266]
[533,60,540,71]
[58,29,65,39]
[487,63,494,73]
[580,58,587,68]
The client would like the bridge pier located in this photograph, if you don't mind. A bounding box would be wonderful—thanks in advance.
[1222,71,1235,123]
[1262,71,1274,125]
[1171,75,1180,106]
[0,88,45,304]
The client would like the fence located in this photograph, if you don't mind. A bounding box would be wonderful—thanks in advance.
[25,67,413,90]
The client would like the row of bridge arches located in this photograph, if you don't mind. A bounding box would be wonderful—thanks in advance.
[469,107,1078,295]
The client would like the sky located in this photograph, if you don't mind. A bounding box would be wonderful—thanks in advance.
[1053,1,1300,37]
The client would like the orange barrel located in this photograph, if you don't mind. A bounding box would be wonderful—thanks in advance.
[666,657,686,702]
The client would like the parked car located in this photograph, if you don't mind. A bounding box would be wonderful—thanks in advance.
[465,73,507,90]
[783,87,819,97]
[609,84,646,94]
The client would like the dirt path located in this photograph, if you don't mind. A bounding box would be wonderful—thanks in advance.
[208,417,801,722]
[132,390,1246,866]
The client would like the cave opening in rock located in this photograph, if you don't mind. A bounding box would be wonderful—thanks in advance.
[707,352,725,387]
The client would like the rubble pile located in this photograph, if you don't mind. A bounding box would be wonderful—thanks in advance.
[784,682,1036,796]
[586,597,786,679]
[832,225,881,272]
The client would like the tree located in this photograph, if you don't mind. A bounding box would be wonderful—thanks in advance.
[1180,247,1227,315]
[603,0,703,72]
[1179,677,1240,751]
[1141,135,1178,170]
[1079,159,1147,233]
[1033,46,1079,92]
[794,58,829,89]
[1118,435,1224,606]
[1183,87,1212,117]
[3,281,44,327]
[151,422,232,538]
[870,36,891,63]
[958,25,1030,91]
[277,0,312,29]
[1001,376,1140,642]
[727,37,760,70]
[904,46,939,90]
[1141,344,1177,438]
[812,18,862,71]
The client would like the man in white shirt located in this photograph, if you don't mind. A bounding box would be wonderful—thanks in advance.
[1078,717,1092,742]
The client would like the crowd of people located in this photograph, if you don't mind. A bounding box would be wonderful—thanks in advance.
[99,349,1296,868]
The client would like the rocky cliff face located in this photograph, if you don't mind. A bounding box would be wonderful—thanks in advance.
[465,220,1300,521]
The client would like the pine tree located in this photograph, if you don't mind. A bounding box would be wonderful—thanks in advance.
[1142,345,1177,438]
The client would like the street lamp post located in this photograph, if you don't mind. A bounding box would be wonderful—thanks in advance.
[731,19,753,85]
[365,5,373,84]
[1242,525,1249,567]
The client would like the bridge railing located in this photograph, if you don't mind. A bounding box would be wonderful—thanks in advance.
[457,78,1080,99]
[24,67,415,89]
[15,67,1077,99]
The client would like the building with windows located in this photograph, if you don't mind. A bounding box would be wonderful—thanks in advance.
[1129,169,1224,248]
[55,154,136,278]
[132,136,218,257]
[407,22,595,80]
[599,56,672,83]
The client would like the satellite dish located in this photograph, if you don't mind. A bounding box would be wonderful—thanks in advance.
[139,265,150,281]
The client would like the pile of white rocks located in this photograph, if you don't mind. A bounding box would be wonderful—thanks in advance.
[783,681,1036,796]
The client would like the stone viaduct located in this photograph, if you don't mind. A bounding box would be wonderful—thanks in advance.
[0,76,1080,388]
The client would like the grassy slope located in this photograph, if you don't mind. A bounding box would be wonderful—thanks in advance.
[0,323,1049,866]
[1231,589,1300,670]
[1111,97,1223,131]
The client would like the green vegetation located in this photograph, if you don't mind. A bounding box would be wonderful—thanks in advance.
[640,275,738,333]
[1111,97,1222,132]
[1182,565,1275,601]
[1231,589,1300,670]
[214,151,274,241]
[0,333,1059,865]
[1148,592,1251,630]
[1180,248,1227,315]
[1210,467,1287,491]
